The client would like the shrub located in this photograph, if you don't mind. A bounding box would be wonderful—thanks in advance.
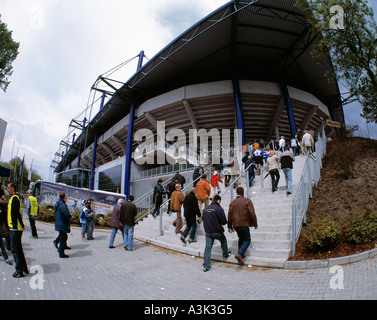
[98,212,112,227]
[346,206,377,245]
[70,210,81,225]
[306,216,341,253]
[38,206,55,222]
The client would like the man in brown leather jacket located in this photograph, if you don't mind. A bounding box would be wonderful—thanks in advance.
[228,187,258,265]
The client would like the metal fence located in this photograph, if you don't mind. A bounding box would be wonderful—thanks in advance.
[291,125,327,256]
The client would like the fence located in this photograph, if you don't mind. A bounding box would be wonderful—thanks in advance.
[291,125,327,256]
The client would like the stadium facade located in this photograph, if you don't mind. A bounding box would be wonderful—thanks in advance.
[51,0,343,198]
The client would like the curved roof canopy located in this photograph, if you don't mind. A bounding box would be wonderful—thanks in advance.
[55,0,342,173]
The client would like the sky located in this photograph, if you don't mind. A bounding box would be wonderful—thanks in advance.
[1,0,377,181]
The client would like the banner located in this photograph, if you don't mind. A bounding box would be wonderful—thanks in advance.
[0,118,7,160]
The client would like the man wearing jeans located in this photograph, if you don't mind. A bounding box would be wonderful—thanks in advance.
[120,195,137,251]
[280,148,295,195]
[228,187,258,265]
[202,195,231,272]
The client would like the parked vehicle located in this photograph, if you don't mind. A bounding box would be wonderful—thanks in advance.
[29,180,126,218]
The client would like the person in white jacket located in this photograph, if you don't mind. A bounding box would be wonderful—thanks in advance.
[266,150,280,192]
[302,131,314,155]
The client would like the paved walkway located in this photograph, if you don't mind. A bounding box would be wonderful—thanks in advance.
[1,215,376,300]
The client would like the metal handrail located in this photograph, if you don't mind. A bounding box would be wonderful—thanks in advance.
[291,124,327,256]
[219,160,254,200]
[135,163,213,228]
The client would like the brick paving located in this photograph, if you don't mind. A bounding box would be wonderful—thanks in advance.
[1,214,376,300]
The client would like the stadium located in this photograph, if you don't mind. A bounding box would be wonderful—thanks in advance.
[51,0,343,199]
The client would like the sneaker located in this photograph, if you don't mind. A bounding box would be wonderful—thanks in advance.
[188,239,197,243]
[59,254,69,258]
[203,267,211,272]
[223,251,231,259]
[180,236,186,244]
[5,260,12,265]
[109,246,115,249]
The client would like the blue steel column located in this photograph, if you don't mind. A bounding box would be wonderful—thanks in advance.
[281,84,297,137]
[77,118,87,169]
[89,93,106,190]
[124,51,145,197]
[232,77,246,146]
[69,133,76,170]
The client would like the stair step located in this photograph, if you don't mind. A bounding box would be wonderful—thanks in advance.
[133,153,319,268]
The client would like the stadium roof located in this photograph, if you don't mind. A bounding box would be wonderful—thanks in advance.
[54,0,343,173]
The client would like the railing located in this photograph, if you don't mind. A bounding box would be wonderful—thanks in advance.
[134,162,196,180]
[219,157,255,201]
[135,163,213,235]
[291,125,327,256]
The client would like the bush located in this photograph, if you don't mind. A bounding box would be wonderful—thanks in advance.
[98,212,112,227]
[306,216,341,253]
[346,206,377,245]
[70,210,81,225]
[38,206,56,222]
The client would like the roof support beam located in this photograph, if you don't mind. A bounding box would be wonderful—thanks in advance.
[101,143,116,160]
[111,135,127,155]
[144,111,158,131]
[300,105,317,131]
[267,97,285,141]
[281,84,297,137]
[96,150,107,164]
[182,99,199,130]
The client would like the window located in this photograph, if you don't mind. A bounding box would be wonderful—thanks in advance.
[98,165,122,194]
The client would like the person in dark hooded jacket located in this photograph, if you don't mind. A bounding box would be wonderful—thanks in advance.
[180,188,201,244]
[201,195,231,272]
[55,192,72,258]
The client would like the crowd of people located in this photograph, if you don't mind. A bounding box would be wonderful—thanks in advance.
[145,128,317,270]
[0,181,140,278]
[0,128,317,276]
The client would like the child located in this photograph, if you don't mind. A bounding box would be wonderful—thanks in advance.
[80,199,91,241]
[210,171,223,199]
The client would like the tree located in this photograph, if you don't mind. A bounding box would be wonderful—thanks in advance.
[0,15,20,92]
[0,158,42,186]
[295,0,377,123]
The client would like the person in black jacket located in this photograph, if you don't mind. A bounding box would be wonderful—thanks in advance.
[7,182,28,277]
[201,195,231,272]
[120,196,138,251]
[192,164,204,187]
[180,188,201,244]
[280,148,295,195]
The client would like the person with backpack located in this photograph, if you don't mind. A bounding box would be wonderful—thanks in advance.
[80,199,91,241]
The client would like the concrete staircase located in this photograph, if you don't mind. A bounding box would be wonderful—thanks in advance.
[135,155,308,268]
